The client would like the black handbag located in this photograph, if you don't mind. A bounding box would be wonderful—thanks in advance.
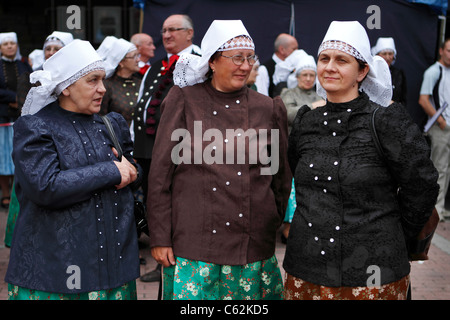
[370,107,439,261]
[101,114,149,237]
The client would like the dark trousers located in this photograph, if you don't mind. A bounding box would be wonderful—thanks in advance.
[134,157,151,205]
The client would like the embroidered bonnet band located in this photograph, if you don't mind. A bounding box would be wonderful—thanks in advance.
[318,40,366,62]
[217,35,255,52]
[316,21,392,107]
[173,20,254,88]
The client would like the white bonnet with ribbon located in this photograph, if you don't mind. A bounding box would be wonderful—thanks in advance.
[371,37,397,59]
[44,31,74,48]
[22,39,105,116]
[97,36,137,78]
[316,21,392,107]
[173,19,254,88]
[0,32,17,44]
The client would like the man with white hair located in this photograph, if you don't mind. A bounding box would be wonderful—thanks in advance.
[132,14,200,283]
[130,33,156,75]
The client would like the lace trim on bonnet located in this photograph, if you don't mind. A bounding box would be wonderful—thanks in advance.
[55,60,104,95]
[217,35,254,52]
[318,40,366,62]
[22,60,104,116]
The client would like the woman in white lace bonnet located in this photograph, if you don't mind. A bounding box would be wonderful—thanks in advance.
[148,20,291,300]
[283,21,439,300]
[6,39,142,300]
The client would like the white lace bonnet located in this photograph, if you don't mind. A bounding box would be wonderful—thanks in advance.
[97,36,137,78]
[316,21,392,107]
[272,50,317,89]
[44,31,74,48]
[0,32,22,61]
[173,20,254,88]
[22,39,105,116]
[371,37,397,59]
[272,49,308,86]
[0,32,17,44]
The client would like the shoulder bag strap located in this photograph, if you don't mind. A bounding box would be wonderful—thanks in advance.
[100,114,123,161]
[370,107,385,161]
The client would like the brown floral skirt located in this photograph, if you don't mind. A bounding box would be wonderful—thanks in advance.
[284,273,410,300]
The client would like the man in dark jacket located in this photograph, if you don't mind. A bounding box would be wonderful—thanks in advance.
[132,13,200,282]
[254,33,298,97]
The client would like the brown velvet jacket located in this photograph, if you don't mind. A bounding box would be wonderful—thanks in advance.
[147,80,291,265]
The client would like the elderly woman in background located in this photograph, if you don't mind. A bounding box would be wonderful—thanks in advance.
[279,54,325,243]
[246,61,259,91]
[372,37,407,106]
[283,21,438,300]
[281,54,325,133]
[0,32,32,210]
[148,20,291,300]
[97,36,141,126]
[17,31,74,108]
[4,31,74,248]
[5,39,141,300]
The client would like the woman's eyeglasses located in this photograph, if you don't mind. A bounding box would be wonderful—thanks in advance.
[124,53,141,60]
[220,54,258,66]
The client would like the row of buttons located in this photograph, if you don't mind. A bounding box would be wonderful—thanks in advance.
[211,99,244,235]
[73,120,124,261]
[123,80,138,106]
[134,66,166,131]
[307,109,349,255]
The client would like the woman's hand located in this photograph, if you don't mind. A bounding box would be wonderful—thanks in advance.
[112,147,138,189]
[151,246,176,267]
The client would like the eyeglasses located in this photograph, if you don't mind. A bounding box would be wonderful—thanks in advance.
[220,54,258,66]
[160,27,188,34]
[124,53,141,60]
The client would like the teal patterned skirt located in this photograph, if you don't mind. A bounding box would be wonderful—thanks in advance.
[162,255,283,300]
[7,281,137,300]
[284,178,296,223]
[4,181,19,247]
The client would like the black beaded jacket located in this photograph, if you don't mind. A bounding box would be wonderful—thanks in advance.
[283,93,439,287]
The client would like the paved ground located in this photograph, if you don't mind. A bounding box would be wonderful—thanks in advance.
[1,204,449,300]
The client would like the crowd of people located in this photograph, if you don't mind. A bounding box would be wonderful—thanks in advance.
[0,12,448,300]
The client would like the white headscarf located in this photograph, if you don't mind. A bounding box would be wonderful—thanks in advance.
[371,37,397,61]
[272,49,309,86]
[22,39,105,116]
[316,21,392,107]
[0,32,22,61]
[44,31,74,49]
[0,32,17,44]
[28,49,45,71]
[173,20,254,88]
[97,36,137,78]
[27,31,75,71]
[286,53,317,89]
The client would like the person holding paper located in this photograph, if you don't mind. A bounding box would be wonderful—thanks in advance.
[419,38,450,221]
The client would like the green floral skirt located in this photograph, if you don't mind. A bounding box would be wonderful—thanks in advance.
[162,255,283,300]
[4,181,19,247]
[8,281,137,300]
[284,178,297,223]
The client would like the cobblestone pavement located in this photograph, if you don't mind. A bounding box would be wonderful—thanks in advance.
[1,205,449,300]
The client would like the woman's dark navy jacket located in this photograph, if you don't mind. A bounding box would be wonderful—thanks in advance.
[5,102,141,293]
